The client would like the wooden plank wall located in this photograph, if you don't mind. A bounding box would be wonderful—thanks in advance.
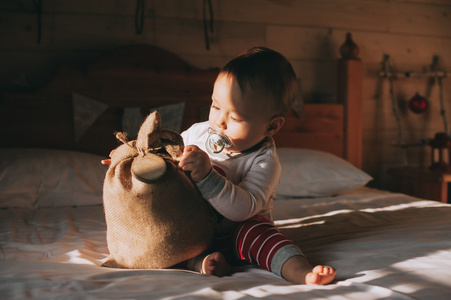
[1,0,450,190]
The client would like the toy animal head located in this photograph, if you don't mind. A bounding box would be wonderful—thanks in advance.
[102,111,216,269]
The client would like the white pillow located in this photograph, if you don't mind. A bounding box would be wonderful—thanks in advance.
[0,148,107,208]
[276,148,372,197]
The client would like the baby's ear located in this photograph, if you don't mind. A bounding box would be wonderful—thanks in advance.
[266,116,285,136]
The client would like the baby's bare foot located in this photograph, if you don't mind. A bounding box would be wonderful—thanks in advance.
[305,265,336,285]
[281,255,336,285]
[201,252,232,277]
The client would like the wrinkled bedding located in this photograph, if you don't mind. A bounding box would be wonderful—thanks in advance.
[1,187,451,299]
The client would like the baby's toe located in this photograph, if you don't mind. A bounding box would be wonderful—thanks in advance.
[306,265,336,285]
[313,265,335,275]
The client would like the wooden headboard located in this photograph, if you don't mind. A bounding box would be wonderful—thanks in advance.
[0,42,362,168]
[0,45,218,157]
[275,58,362,168]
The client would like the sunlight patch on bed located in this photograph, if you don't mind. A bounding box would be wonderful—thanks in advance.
[389,249,451,286]
[275,209,353,228]
[341,268,422,295]
[339,249,451,296]
[358,200,450,213]
[275,220,325,229]
[275,199,448,229]
[337,280,413,299]
[231,283,334,298]
[58,249,100,266]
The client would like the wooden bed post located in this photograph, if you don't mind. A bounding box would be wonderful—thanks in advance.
[337,58,363,169]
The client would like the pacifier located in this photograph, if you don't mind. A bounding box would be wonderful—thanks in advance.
[206,128,232,155]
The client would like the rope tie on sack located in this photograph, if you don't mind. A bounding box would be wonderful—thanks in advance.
[115,132,162,157]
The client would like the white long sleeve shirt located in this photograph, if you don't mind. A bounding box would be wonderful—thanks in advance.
[181,122,281,228]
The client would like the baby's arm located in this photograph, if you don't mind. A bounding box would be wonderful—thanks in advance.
[202,165,278,221]
[185,148,280,222]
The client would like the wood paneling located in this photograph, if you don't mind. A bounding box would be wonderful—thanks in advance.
[1,0,450,189]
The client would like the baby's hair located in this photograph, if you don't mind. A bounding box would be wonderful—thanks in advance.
[219,47,299,116]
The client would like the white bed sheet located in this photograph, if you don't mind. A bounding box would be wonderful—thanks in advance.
[1,187,451,299]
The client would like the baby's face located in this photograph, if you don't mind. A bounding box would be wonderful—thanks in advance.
[209,74,274,153]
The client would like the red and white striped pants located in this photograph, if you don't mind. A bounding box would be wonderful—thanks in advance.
[233,215,302,274]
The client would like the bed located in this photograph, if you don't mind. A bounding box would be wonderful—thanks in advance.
[1,40,451,300]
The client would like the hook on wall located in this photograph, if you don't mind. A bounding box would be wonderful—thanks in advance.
[135,0,144,35]
[203,0,214,50]
[33,0,42,44]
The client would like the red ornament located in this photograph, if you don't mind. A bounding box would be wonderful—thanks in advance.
[408,93,428,114]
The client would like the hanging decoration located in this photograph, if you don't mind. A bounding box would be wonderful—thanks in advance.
[381,55,447,135]
[380,55,451,172]
[408,93,428,114]
[380,55,448,167]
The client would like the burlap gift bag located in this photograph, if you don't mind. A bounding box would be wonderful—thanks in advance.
[102,111,216,269]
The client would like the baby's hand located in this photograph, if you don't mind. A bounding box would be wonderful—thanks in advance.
[100,150,115,165]
[178,145,211,182]
[101,159,111,165]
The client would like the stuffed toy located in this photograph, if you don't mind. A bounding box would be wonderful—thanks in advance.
[102,111,216,269]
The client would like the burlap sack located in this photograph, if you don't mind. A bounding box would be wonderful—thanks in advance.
[102,111,216,269]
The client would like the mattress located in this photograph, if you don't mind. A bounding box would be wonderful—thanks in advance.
[1,148,450,299]
[1,187,451,299]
